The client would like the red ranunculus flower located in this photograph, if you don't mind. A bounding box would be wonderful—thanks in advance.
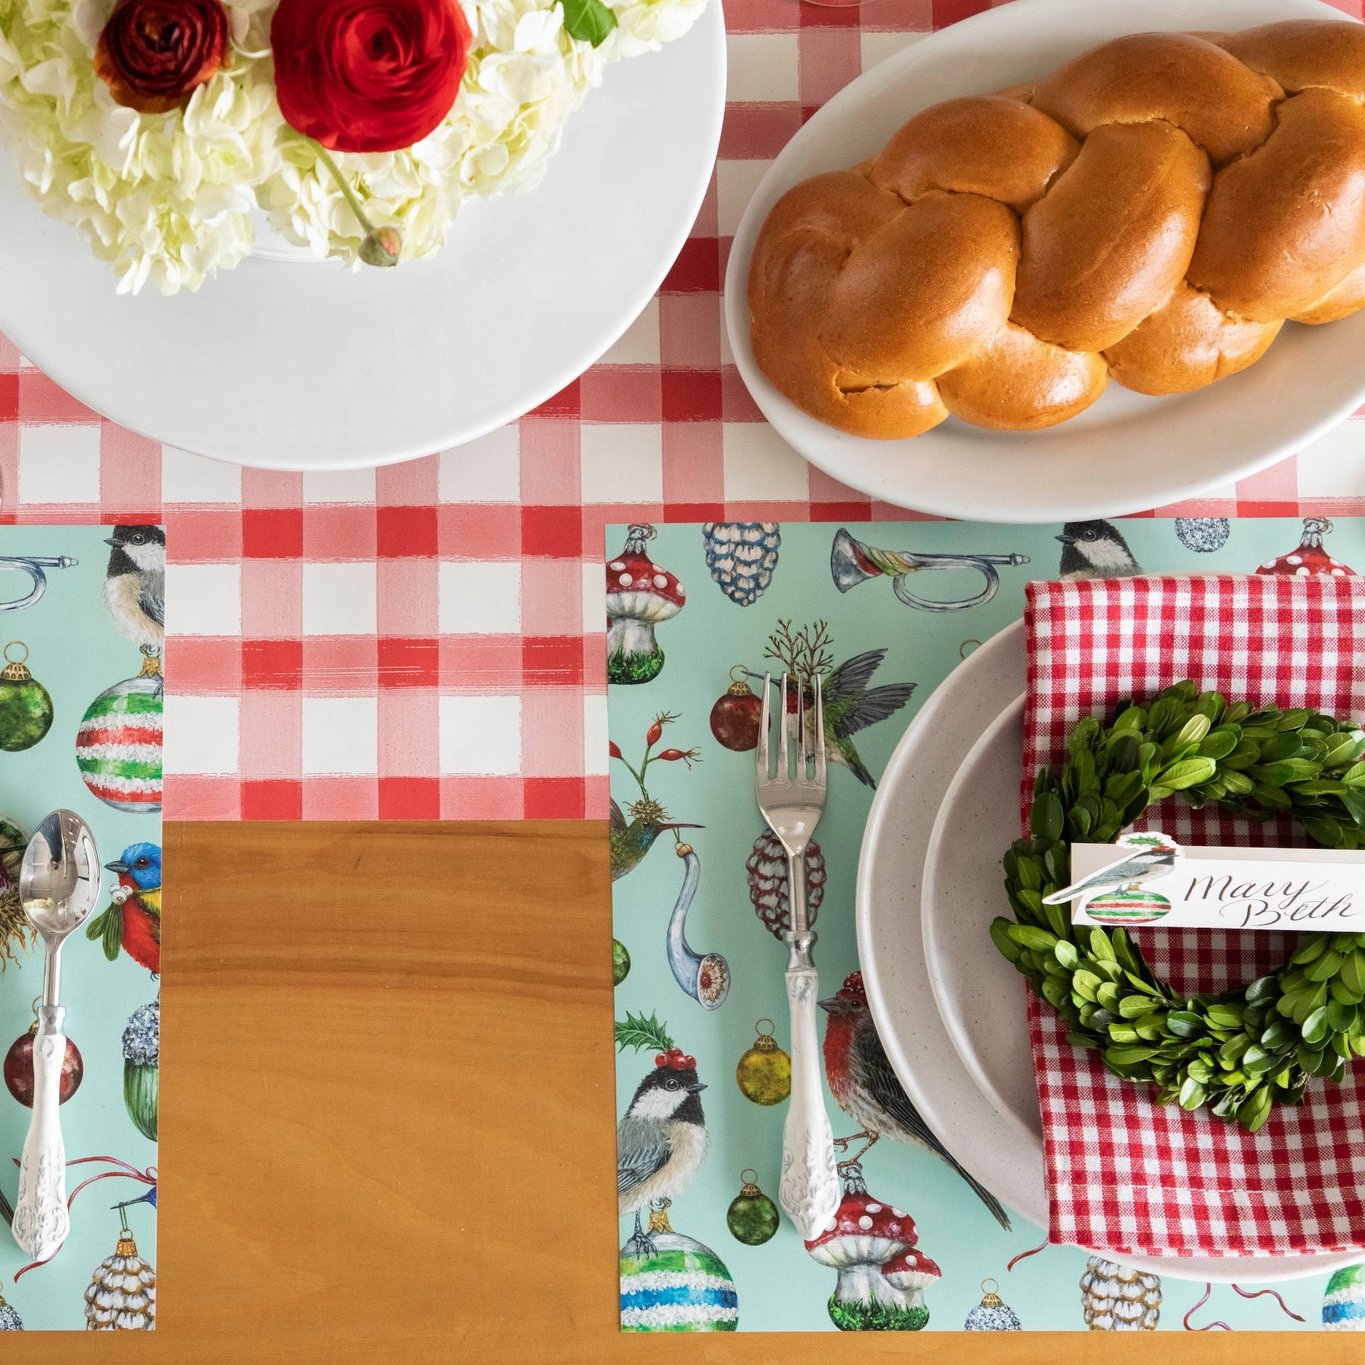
[270,0,472,155]
[94,0,230,115]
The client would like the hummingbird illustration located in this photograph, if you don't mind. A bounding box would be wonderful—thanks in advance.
[821,972,1010,1229]
[86,842,162,974]
[1043,833,1180,905]
[794,650,915,789]
[609,798,700,882]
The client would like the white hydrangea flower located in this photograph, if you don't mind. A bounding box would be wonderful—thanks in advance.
[0,0,708,292]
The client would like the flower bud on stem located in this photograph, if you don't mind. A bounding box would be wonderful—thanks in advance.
[308,139,402,268]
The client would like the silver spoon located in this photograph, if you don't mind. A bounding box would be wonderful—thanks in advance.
[11,810,99,1260]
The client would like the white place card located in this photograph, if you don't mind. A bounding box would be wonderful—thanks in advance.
[1054,832,1365,933]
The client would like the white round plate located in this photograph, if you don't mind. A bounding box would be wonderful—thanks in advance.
[723,0,1364,522]
[0,7,726,471]
[921,695,1038,1145]
[858,620,1362,1280]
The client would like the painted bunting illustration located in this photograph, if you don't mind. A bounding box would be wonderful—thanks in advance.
[87,842,161,974]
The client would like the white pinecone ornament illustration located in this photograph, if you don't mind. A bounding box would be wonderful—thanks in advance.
[746,829,826,938]
[85,1229,156,1331]
[1079,1256,1160,1331]
[701,524,780,606]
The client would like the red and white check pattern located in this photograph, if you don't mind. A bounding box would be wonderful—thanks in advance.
[4,0,1365,821]
[1022,575,1365,1258]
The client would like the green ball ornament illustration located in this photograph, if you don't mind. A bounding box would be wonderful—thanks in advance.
[612,938,630,986]
[0,642,52,752]
[727,1171,779,1246]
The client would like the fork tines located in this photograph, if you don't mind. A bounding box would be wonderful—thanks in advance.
[756,672,827,787]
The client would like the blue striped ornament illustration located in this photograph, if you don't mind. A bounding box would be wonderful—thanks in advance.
[1324,1264,1365,1330]
[620,1228,738,1332]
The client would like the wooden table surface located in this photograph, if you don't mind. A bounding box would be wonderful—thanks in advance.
[7,820,1359,1362]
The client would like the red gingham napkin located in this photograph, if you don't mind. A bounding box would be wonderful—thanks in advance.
[1022,574,1365,1258]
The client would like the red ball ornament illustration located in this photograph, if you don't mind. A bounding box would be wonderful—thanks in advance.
[710,673,763,752]
[4,1024,83,1106]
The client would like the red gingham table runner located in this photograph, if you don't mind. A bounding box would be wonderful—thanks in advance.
[1021,574,1365,1258]
[2,0,1365,822]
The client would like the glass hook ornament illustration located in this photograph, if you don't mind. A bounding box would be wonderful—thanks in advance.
[0,556,77,612]
[830,528,1029,611]
[666,842,729,1010]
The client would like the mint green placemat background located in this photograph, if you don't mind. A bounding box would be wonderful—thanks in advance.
[0,527,159,1331]
[609,516,1365,1334]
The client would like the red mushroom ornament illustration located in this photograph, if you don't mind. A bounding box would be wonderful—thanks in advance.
[881,1249,941,1330]
[607,525,685,685]
[804,1162,937,1332]
[1255,518,1358,579]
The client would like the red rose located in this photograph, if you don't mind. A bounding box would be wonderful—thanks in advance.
[270,0,472,155]
[94,0,229,115]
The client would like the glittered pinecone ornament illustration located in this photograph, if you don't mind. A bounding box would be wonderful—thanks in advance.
[606,525,685,685]
[727,1171,779,1246]
[735,1018,790,1105]
[1256,517,1357,579]
[76,658,163,812]
[0,1289,22,1330]
[85,1228,155,1330]
[709,675,763,752]
[701,523,780,606]
[4,1018,82,1106]
[0,816,32,965]
[1079,1256,1161,1331]
[747,829,826,938]
[965,1278,1022,1331]
[1324,1264,1365,1331]
[122,999,159,1141]
[0,642,52,752]
[620,1204,738,1331]
[1174,517,1230,554]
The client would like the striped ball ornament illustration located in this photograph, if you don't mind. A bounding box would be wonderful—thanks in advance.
[620,1226,738,1332]
[76,673,163,812]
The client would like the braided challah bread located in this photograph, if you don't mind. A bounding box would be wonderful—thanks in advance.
[748,21,1365,439]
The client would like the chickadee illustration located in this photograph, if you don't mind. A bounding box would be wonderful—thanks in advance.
[1043,833,1180,904]
[617,1047,708,1253]
[104,525,165,654]
[1057,521,1142,579]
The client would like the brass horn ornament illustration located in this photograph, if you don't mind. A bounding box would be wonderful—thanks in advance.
[830,529,1028,612]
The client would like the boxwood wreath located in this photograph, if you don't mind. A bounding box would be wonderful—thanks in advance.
[992,681,1365,1133]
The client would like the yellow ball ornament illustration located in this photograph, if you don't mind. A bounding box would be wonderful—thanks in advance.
[735,1018,790,1106]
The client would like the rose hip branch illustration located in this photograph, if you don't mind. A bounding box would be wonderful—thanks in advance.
[608,713,701,883]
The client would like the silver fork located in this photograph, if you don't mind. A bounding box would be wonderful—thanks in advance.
[755,671,840,1240]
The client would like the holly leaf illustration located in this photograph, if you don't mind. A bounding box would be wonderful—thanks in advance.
[560,0,617,47]
[615,1010,673,1055]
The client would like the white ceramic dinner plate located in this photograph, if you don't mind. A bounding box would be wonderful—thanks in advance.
[0,7,726,470]
[858,620,1363,1281]
[723,0,1365,522]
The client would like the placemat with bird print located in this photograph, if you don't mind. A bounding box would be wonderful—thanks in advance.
[0,525,161,1332]
[608,517,1365,1333]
